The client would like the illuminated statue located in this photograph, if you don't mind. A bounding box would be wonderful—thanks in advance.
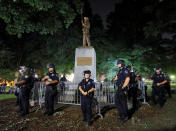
[82,17,91,47]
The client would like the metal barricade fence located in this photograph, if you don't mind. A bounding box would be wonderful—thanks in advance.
[30,81,147,118]
[95,82,115,118]
[138,80,150,106]
[30,82,46,108]
[57,82,80,105]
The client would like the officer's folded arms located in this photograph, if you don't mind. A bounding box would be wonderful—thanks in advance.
[156,80,167,87]
[42,75,59,86]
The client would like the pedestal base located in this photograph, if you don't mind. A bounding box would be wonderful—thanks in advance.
[73,47,96,83]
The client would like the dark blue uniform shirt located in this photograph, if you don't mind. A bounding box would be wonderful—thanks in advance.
[151,72,166,85]
[19,75,30,88]
[129,72,136,84]
[79,79,95,93]
[117,67,130,84]
[46,72,59,87]
[20,75,28,81]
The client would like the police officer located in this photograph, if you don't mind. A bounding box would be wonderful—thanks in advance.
[114,60,130,123]
[78,70,95,126]
[151,67,167,107]
[126,65,137,110]
[14,71,20,106]
[164,73,172,98]
[60,74,67,82]
[15,66,31,116]
[60,74,67,91]
[42,64,59,116]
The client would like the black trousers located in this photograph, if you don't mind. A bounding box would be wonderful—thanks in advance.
[152,86,165,107]
[115,91,128,119]
[16,94,20,105]
[45,87,57,114]
[128,86,137,110]
[165,83,172,98]
[81,96,92,122]
[19,87,30,114]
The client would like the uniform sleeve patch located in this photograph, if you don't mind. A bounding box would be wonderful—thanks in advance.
[125,70,129,74]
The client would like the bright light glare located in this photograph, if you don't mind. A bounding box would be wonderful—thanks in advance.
[142,78,146,81]
[170,75,175,79]
[66,73,74,82]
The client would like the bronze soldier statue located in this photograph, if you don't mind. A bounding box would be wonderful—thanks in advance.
[82,17,91,47]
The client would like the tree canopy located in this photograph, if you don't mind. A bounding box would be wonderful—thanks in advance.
[0,0,176,80]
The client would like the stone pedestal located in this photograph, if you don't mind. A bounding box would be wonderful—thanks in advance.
[73,47,96,83]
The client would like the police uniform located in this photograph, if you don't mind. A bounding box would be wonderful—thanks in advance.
[18,75,31,115]
[151,72,166,107]
[128,71,137,110]
[115,67,130,122]
[164,74,172,98]
[45,72,59,115]
[79,78,95,124]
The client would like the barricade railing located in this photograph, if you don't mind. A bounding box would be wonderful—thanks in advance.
[30,81,147,118]
[138,80,150,106]
[30,82,45,108]
[57,82,80,105]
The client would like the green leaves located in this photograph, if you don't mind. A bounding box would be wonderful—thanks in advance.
[0,0,82,37]
[23,0,54,11]
[143,0,176,38]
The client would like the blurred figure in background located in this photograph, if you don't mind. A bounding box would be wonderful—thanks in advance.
[15,66,33,116]
[14,71,20,106]
[151,67,167,107]
[164,73,172,98]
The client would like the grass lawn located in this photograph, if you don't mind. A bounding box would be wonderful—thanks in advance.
[0,94,16,100]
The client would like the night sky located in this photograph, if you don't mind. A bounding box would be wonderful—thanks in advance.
[89,0,122,27]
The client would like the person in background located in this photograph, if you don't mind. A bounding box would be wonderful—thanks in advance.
[14,71,20,106]
[15,66,31,116]
[164,73,172,98]
[151,67,167,107]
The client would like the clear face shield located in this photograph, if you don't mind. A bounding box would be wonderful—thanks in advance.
[154,68,161,74]
[19,66,27,74]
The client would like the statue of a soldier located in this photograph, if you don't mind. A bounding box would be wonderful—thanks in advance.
[82,17,91,47]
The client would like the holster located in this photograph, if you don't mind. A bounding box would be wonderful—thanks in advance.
[115,83,124,94]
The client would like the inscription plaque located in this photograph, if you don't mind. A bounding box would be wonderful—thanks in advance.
[77,57,92,66]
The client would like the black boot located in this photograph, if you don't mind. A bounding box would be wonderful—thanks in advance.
[87,121,92,126]
[119,117,128,123]
[44,111,49,115]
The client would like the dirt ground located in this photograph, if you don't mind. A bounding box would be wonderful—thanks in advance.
[0,95,176,131]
